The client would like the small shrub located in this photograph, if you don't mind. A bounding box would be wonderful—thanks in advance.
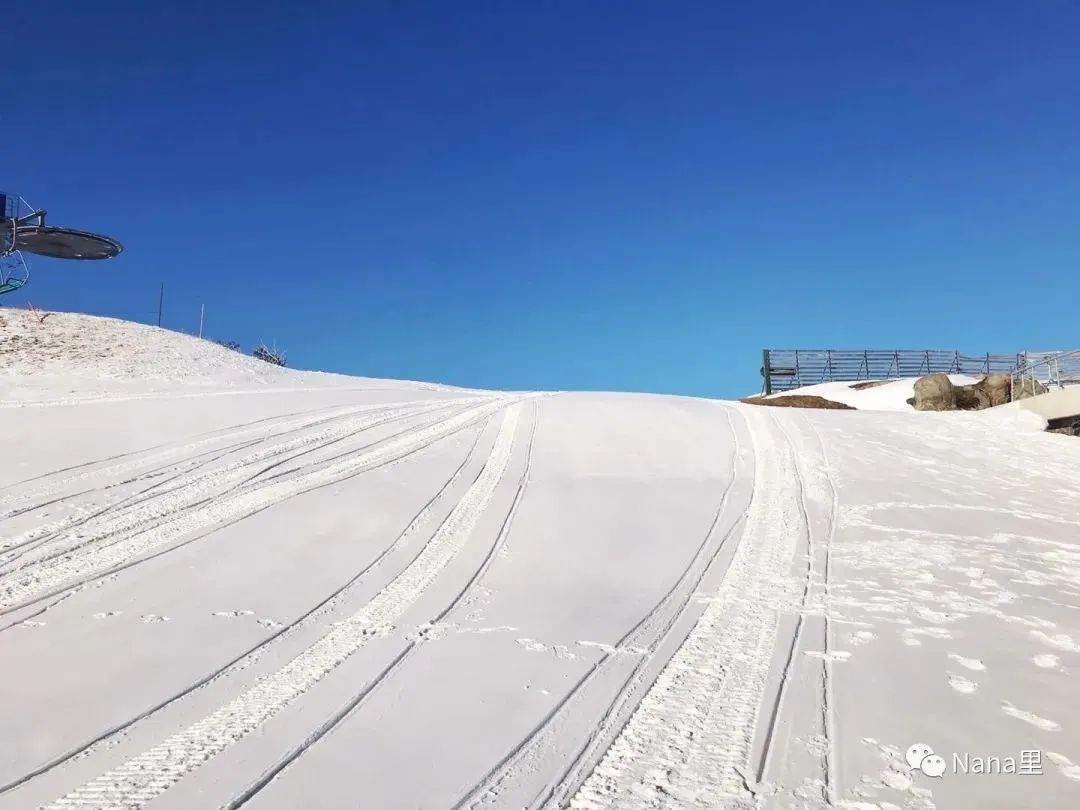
[215,339,242,352]
[253,343,287,367]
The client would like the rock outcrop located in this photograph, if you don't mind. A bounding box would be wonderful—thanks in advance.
[910,374,956,411]
[978,373,1012,407]
[1012,377,1050,401]
[910,373,1035,412]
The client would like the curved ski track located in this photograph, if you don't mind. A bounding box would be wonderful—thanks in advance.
[0,412,493,795]
[452,403,749,810]
[0,399,454,520]
[4,396,850,810]
[0,399,463,568]
[0,397,504,616]
[565,405,815,809]
[221,398,542,809]
[38,401,525,809]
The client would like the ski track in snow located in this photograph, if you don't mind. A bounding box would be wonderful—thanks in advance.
[220,399,541,808]
[0,399,423,520]
[568,405,825,809]
[0,397,476,557]
[0,398,506,613]
[0,399,462,570]
[0,415,494,796]
[40,402,524,809]
[454,404,749,810]
[750,414,839,808]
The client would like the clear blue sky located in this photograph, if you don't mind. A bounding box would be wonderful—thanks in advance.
[7,1,1079,396]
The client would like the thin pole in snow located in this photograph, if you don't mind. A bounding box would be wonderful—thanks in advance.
[198,304,205,338]
[157,284,164,327]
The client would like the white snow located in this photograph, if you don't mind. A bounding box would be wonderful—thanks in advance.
[0,308,455,405]
[763,375,982,411]
[2,309,1079,810]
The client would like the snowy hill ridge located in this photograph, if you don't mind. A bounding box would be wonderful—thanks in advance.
[0,308,455,404]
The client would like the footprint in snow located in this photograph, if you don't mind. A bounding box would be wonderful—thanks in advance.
[213,610,255,618]
[20,620,46,628]
[847,630,877,646]
[257,618,284,630]
[578,640,617,653]
[1033,654,1060,669]
[880,768,913,791]
[1030,630,1080,652]
[1001,701,1059,731]
[141,614,170,624]
[1047,752,1080,782]
[901,627,951,646]
[947,673,978,694]
[947,653,986,672]
[408,623,448,642]
[1006,615,1056,630]
[576,640,647,656]
[516,639,579,659]
[92,611,123,619]
[915,606,966,624]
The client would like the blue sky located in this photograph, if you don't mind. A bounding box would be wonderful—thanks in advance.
[7,1,1080,397]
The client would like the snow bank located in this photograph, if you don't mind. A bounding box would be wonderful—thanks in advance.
[764,375,980,411]
[973,402,1049,433]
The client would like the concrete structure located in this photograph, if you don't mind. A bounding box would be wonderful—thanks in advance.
[1002,387,1080,421]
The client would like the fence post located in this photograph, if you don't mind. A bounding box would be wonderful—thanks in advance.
[762,349,773,395]
[157,284,164,328]
[198,304,205,339]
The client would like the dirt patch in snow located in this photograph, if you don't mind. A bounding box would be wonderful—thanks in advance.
[741,394,855,410]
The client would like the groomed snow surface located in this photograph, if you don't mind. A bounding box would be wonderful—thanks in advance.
[2,309,1079,810]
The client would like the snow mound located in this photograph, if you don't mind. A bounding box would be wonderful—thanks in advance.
[766,375,981,412]
[0,308,446,403]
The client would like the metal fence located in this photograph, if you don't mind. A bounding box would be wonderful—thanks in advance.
[1012,349,1080,393]
[761,349,1024,394]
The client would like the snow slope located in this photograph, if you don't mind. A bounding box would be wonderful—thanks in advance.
[2,311,1079,810]
[0,308,456,405]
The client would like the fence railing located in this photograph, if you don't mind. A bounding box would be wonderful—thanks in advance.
[1012,349,1080,395]
[761,349,1024,394]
